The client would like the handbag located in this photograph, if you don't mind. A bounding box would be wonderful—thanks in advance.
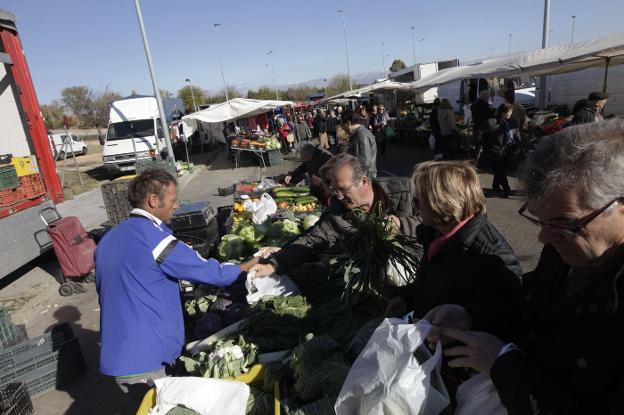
[286,132,295,143]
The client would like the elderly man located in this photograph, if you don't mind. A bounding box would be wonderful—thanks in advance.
[284,142,333,187]
[573,91,609,124]
[96,170,256,400]
[251,154,420,277]
[342,110,378,177]
[425,119,624,414]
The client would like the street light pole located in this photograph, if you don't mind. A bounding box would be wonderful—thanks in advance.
[267,50,279,100]
[419,38,425,63]
[338,10,353,92]
[570,15,576,44]
[133,0,174,162]
[539,0,551,109]
[410,26,416,66]
[185,78,197,113]
[213,23,229,102]
[508,34,512,56]
[381,42,385,77]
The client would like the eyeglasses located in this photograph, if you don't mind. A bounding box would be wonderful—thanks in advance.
[330,178,363,197]
[518,197,624,235]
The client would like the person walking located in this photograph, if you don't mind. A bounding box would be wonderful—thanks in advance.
[314,109,330,150]
[482,103,519,198]
[342,110,378,177]
[437,98,457,160]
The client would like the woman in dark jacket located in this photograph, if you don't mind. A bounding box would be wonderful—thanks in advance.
[394,161,522,339]
[482,103,519,198]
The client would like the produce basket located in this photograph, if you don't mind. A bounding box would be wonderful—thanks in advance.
[263,150,282,167]
[10,157,38,178]
[0,309,27,349]
[19,175,45,200]
[135,364,280,415]
[101,179,132,225]
[0,187,25,208]
[0,382,32,415]
[217,184,236,196]
[135,158,177,180]
[0,165,19,191]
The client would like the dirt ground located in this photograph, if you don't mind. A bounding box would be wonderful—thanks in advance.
[55,134,108,199]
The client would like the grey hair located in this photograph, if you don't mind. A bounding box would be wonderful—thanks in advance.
[524,118,624,210]
[331,154,370,184]
[298,142,317,159]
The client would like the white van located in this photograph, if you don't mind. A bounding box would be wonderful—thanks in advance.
[48,132,88,159]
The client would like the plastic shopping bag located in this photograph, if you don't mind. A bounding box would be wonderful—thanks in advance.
[454,373,508,415]
[245,270,300,304]
[428,134,436,151]
[335,318,450,415]
[243,193,277,224]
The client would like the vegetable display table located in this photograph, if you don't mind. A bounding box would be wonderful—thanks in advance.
[231,147,267,169]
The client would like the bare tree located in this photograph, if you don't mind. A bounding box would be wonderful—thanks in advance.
[82,87,122,143]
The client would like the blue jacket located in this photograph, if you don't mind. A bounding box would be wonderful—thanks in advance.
[95,210,240,376]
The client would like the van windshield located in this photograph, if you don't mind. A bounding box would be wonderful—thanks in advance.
[107,119,154,140]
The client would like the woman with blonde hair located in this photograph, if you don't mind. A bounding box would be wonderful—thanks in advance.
[391,161,521,339]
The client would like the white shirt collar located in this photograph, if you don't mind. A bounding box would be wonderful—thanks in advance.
[131,208,163,226]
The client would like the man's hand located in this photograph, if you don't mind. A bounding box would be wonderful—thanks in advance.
[385,214,401,232]
[255,246,281,258]
[249,263,276,278]
[441,328,505,375]
[239,257,259,273]
[423,304,472,346]
[284,175,292,185]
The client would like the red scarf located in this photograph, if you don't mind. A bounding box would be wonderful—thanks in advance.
[427,215,474,261]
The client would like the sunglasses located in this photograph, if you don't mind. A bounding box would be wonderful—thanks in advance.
[518,197,624,235]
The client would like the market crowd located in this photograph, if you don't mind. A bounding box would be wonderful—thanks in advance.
[94,84,623,413]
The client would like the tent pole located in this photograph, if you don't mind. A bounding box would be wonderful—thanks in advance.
[602,57,610,93]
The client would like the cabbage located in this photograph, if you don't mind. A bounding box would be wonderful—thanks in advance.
[302,214,320,231]
[281,219,300,236]
[217,234,246,260]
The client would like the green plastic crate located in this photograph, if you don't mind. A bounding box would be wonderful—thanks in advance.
[135,158,177,181]
[0,166,19,191]
[264,150,282,167]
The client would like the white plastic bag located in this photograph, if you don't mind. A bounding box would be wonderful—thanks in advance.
[149,376,249,415]
[335,318,450,415]
[428,134,436,151]
[454,373,508,415]
[243,193,277,224]
[245,271,300,304]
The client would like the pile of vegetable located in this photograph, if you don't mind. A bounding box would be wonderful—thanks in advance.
[272,186,319,213]
[263,136,281,151]
[179,334,258,379]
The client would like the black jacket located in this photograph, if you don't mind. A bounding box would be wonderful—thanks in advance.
[269,177,421,274]
[471,99,494,131]
[429,107,441,137]
[481,117,519,162]
[491,244,624,415]
[314,115,328,134]
[326,116,338,134]
[409,213,522,337]
[287,147,333,184]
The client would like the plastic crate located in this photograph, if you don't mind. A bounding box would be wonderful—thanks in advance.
[0,310,28,350]
[19,175,45,200]
[0,166,19,191]
[10,157,39,178]
[0,383,32,415]
[0,323,74,375]
[135,158,177,180]
[0,338,86,398]
[217,184,235,196]
[264,150,282,167]
[0,187,25,208]
[100,179,132,225]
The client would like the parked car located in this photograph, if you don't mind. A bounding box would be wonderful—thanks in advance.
[48,132,88,158]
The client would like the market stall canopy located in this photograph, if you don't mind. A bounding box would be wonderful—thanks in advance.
[326,79,414,101]
[181,98,294,135]
[408,32,624,92]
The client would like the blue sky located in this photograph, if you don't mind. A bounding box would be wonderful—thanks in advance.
[2,0,623,103]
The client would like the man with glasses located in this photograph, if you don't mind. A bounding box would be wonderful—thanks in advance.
[250,154,421,278]
[423,119,624,414]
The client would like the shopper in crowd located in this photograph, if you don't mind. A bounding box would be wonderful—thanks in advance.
[437,98,457,160]
[284,142,333,200]
[504,90,527,131]
[342,110,378,177]
[250,154,421,277]
[425,119,624,414]
[277,120,292,154]
[471,90,494,143]
[294,114,312,142]
[387,161,522,337]
[429,98,442,155]
[373,105,390,159]
[95,170,257,401]
[305,111,315,138]
[314,109,330,150]
[573,91,609,125]
[481,103,519,198]
[359,106,371,130]
[326,110,339,149]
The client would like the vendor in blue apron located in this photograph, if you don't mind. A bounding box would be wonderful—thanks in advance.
[95,169,257,400]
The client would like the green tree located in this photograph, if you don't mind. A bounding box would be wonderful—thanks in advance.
[177,85,208,113]
[389,59,407,73]
[159,89,173,98]
[41,100,66,130]
[83,87,122,142]
[61,86,91,124]
[326,74,355,97]
[207,86,244,104]
[283,84,317,101]
[247,86,277,100]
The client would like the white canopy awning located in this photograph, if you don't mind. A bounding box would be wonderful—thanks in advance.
[408,32,624,92]
[181,98,294,136]
[326,79,414,100]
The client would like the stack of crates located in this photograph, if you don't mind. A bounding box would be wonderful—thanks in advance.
[135,158,178,180]
[101,178,133,225]
[0,162,25,209]
[0,382,32,415]
[0,323,86,398]
[0,309,27,350]
[263,150,282,166]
